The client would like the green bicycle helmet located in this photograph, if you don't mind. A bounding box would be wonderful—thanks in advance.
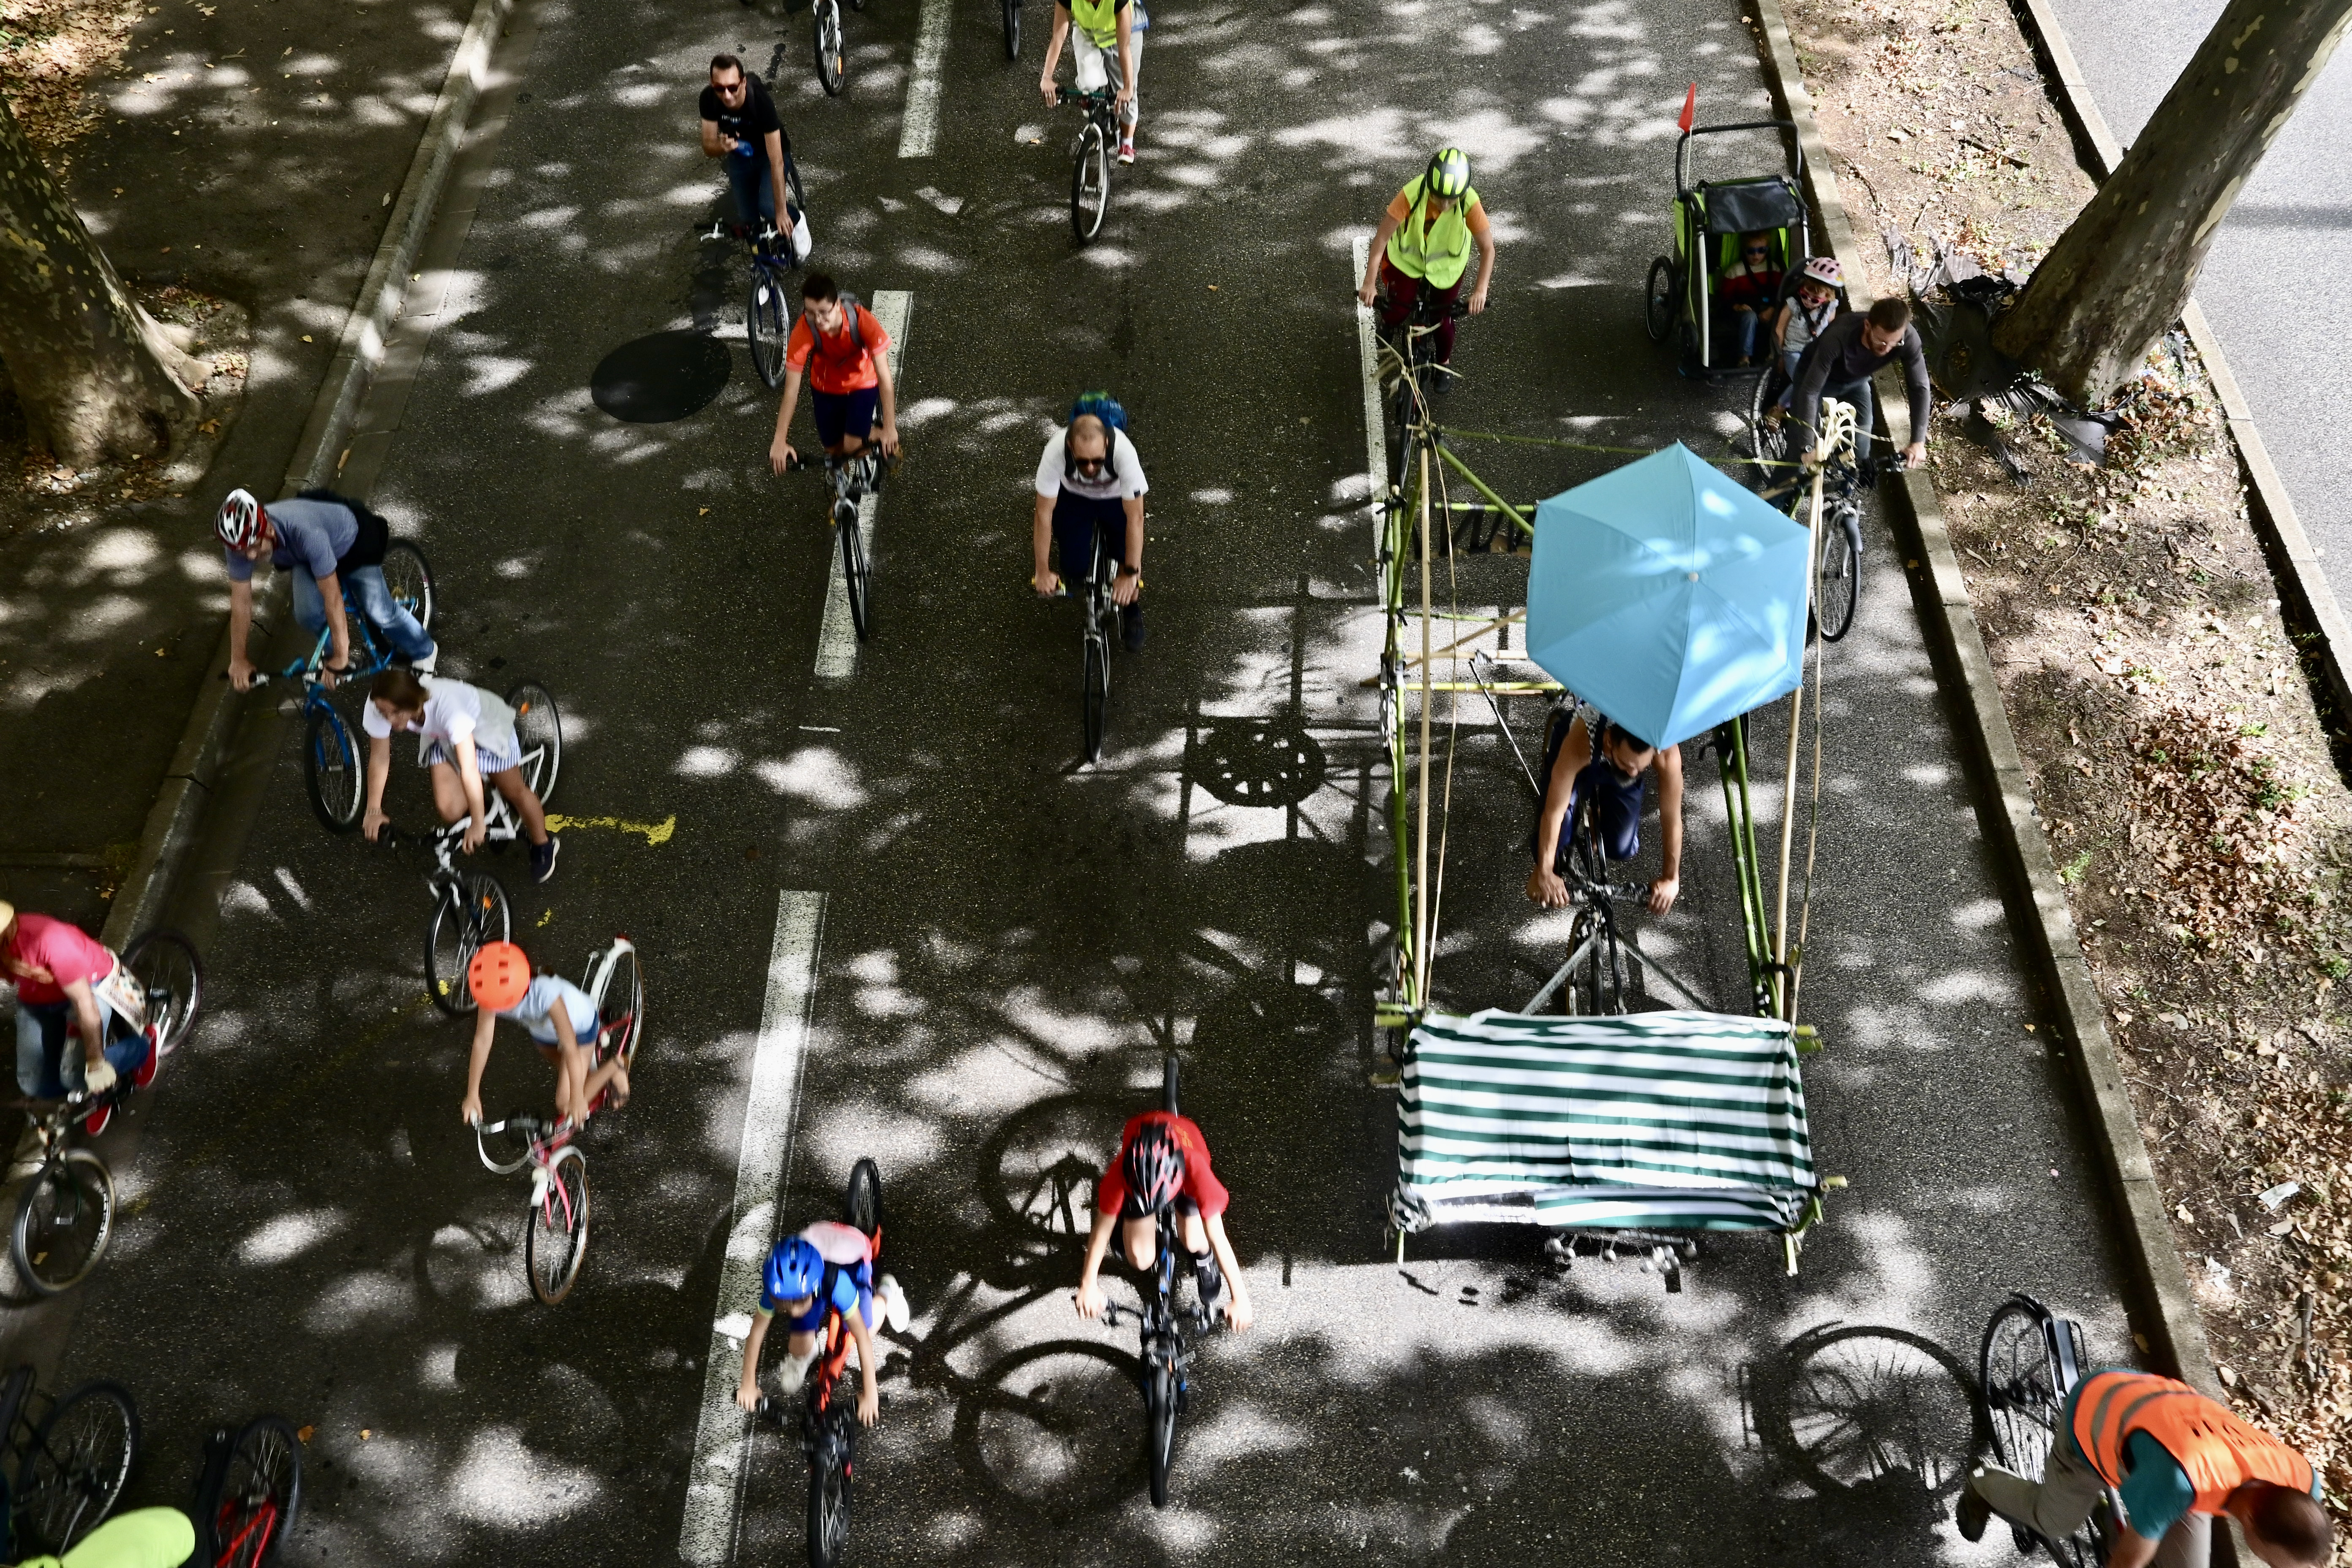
[1424,147,1470,201]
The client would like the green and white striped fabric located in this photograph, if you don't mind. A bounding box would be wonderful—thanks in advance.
[1395,1009,1817,1233]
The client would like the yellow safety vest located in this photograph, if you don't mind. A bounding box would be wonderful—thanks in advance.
[1384,175,1480,290]
[1069,0,1122,52]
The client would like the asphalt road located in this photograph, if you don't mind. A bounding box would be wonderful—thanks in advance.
[2044,0,2352,585]
[21,0,2138,1560]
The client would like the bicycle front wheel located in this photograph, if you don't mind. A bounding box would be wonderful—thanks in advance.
[838,512,871,642]
[1070,122,1109,242]
[426,871,511,1016]
[1081,632,1107,764]
[506,682,562,805]
[197,1415,304,1568]
[749,269,791,389]
[1145,1360,1176,1508]
[844,1157,881,1236]
[526,1144,590,1304]
[12,1149,115,1296]
[1980,1296,2062,1482]
[304,703,364,832]
[381,539,435,633]
[1002,0,1019,57]
[121,926,203,1055]
[16,1379,139,1554]
[1816,507,1860,643]
[587,938,644,1077]
[814,0,845,95]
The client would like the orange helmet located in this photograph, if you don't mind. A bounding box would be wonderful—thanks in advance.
[467,942,531,1012]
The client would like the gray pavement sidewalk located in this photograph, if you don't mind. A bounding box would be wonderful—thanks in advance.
[2044,0,2352,601]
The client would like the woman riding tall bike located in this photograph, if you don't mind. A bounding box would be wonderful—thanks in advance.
[1357,147,1497,380]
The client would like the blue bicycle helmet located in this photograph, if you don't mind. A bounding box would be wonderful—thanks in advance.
[764,1236,824,1304]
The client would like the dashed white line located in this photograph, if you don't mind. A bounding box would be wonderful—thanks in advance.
[678,889,828,1568]
[896,0,953,157]
[813,290,911,680]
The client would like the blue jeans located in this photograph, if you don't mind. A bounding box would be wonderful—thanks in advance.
[727,152,777,229]
[1052,493,1132,585]
[16,999,148,1099]
[1727,307,1766,362]
[292,564,433,663]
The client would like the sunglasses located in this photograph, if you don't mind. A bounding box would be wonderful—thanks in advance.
[1074,457,1109,475]
[1743,246,1769,256]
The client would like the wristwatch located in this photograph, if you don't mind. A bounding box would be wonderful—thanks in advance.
[1117,564,1140,578]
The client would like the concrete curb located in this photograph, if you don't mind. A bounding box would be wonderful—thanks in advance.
[98,0,515,953]
[2004,0,2352,751]
[1747,0,2227,1402]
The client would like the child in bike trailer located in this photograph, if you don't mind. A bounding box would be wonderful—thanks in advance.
[1524,706,1685,916]
[1074,1113,1255,1332]
[735,1222,911,1426]
[457,943,630,1129]
[14,1505,194,1568]
[0,901,161,1137]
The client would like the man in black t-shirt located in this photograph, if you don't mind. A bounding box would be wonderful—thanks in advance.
[699,54,792,236]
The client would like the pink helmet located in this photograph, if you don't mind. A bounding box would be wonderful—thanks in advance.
[1801,256,1844,287]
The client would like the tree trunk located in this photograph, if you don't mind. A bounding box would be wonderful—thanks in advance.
[1993,0,2352,403]
[0,92,210,468]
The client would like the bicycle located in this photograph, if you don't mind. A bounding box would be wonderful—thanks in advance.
[1748,394,1867,643]
[1057,87,1118,242]
[813,0,866,97]
[1045,519,1124,765]
[8,928,202,1295]
[378,682,559,1015]
[0,1362,139,1558]
[247,542,435,833]
[698,161,811,390]
[751,1157,883,1568]
[474,1113,590,1305]
[783,450,877,643]
[1099,1055,1221,1508]
[1377,292,1470,498]
[1002,0,1020,57]
[580,933,644,1116]
[1524,782,1650,1016]
[191,1414,303,1567]
[1979,1292,2111,1567]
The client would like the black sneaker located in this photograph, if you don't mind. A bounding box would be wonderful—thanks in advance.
[1955,1481,1991,1543]
[1120,601,1146,653]
[531,835,560,884]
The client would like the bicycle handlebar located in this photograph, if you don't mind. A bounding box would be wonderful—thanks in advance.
[1055,86,1113,105]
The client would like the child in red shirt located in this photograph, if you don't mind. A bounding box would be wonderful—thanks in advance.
[1074,1108,1254,1330]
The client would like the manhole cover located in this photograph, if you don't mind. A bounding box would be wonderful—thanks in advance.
[1192,718,1325,808]
[590,329,730,423]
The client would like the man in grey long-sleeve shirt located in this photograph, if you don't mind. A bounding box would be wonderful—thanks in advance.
[1790,296,1932,471]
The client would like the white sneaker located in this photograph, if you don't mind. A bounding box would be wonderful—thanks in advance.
[877,1273,911,1334]
[410,643,438,674]
[776,1348,817,1395]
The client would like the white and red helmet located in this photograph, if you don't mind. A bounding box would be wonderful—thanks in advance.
[215,488,266,550]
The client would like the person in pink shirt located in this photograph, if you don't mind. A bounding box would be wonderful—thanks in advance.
[0,901,157,1133]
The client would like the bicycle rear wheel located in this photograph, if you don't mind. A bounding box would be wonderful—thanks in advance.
[1145,1360,1177,1508]
[1815,506,1860,643]
[122,926,203,1055]
[381,539,435,633]
[587,938,644,1076]
[814,0,845,95]
[1748,365,1794,487]
[197,1415,304,1568]
[1070,121,1109,242]
[1643,256,1676,343]
[426,871,511,1016]
[304,703,364,832]
[838,509,871,642]
[506,682,562,804]
[844,1157,882,1237]
[11,1150,114,1296]
[16,1380,139,1554]
[526,1144,590,1304]
[1081,630,1107,764]
[1002,0,1019,57]
[750,268,791,389]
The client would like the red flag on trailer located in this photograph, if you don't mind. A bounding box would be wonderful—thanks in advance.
[1677,83,1697,132]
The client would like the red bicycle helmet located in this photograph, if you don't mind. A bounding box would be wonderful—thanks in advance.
[215,488,267,550]
[1122,1121,1187,1214]
[468,942,531,1013]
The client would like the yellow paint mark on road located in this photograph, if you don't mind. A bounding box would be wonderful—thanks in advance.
[544,813,676,846]
[536,908,554,928]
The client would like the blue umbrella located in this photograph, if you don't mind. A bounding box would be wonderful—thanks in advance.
[1526,444,1811,749]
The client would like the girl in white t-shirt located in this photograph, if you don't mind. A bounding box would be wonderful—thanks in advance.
[361,669,561,884]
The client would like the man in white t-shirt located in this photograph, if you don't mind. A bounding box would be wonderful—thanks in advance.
[360,669,560,883]
[1030,401,1148,651]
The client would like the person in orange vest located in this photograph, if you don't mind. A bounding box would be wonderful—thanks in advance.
[1959,1368,2332,1568]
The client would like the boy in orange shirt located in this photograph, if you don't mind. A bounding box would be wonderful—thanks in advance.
[768,271,900,476]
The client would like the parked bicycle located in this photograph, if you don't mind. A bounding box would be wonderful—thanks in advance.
[1523,789,1649,1016]
[473,1113,590,1305]
[1100,1056,1220,1508]
[8,928,202,1295]
[783,450,877,643]
[0,1362,139,1558]
[192,1414,303,1568]
[752,1157,883,1567]
[378,682,559,1015]
[1057,87,1119,242]
[1979,1291,2110,1568]
[248,543,435,832]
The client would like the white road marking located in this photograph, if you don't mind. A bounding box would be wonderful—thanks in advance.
[813,290,912,680]
[677,889,828,1568]
[1352,234,1387,523]
[896,0,953,157]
